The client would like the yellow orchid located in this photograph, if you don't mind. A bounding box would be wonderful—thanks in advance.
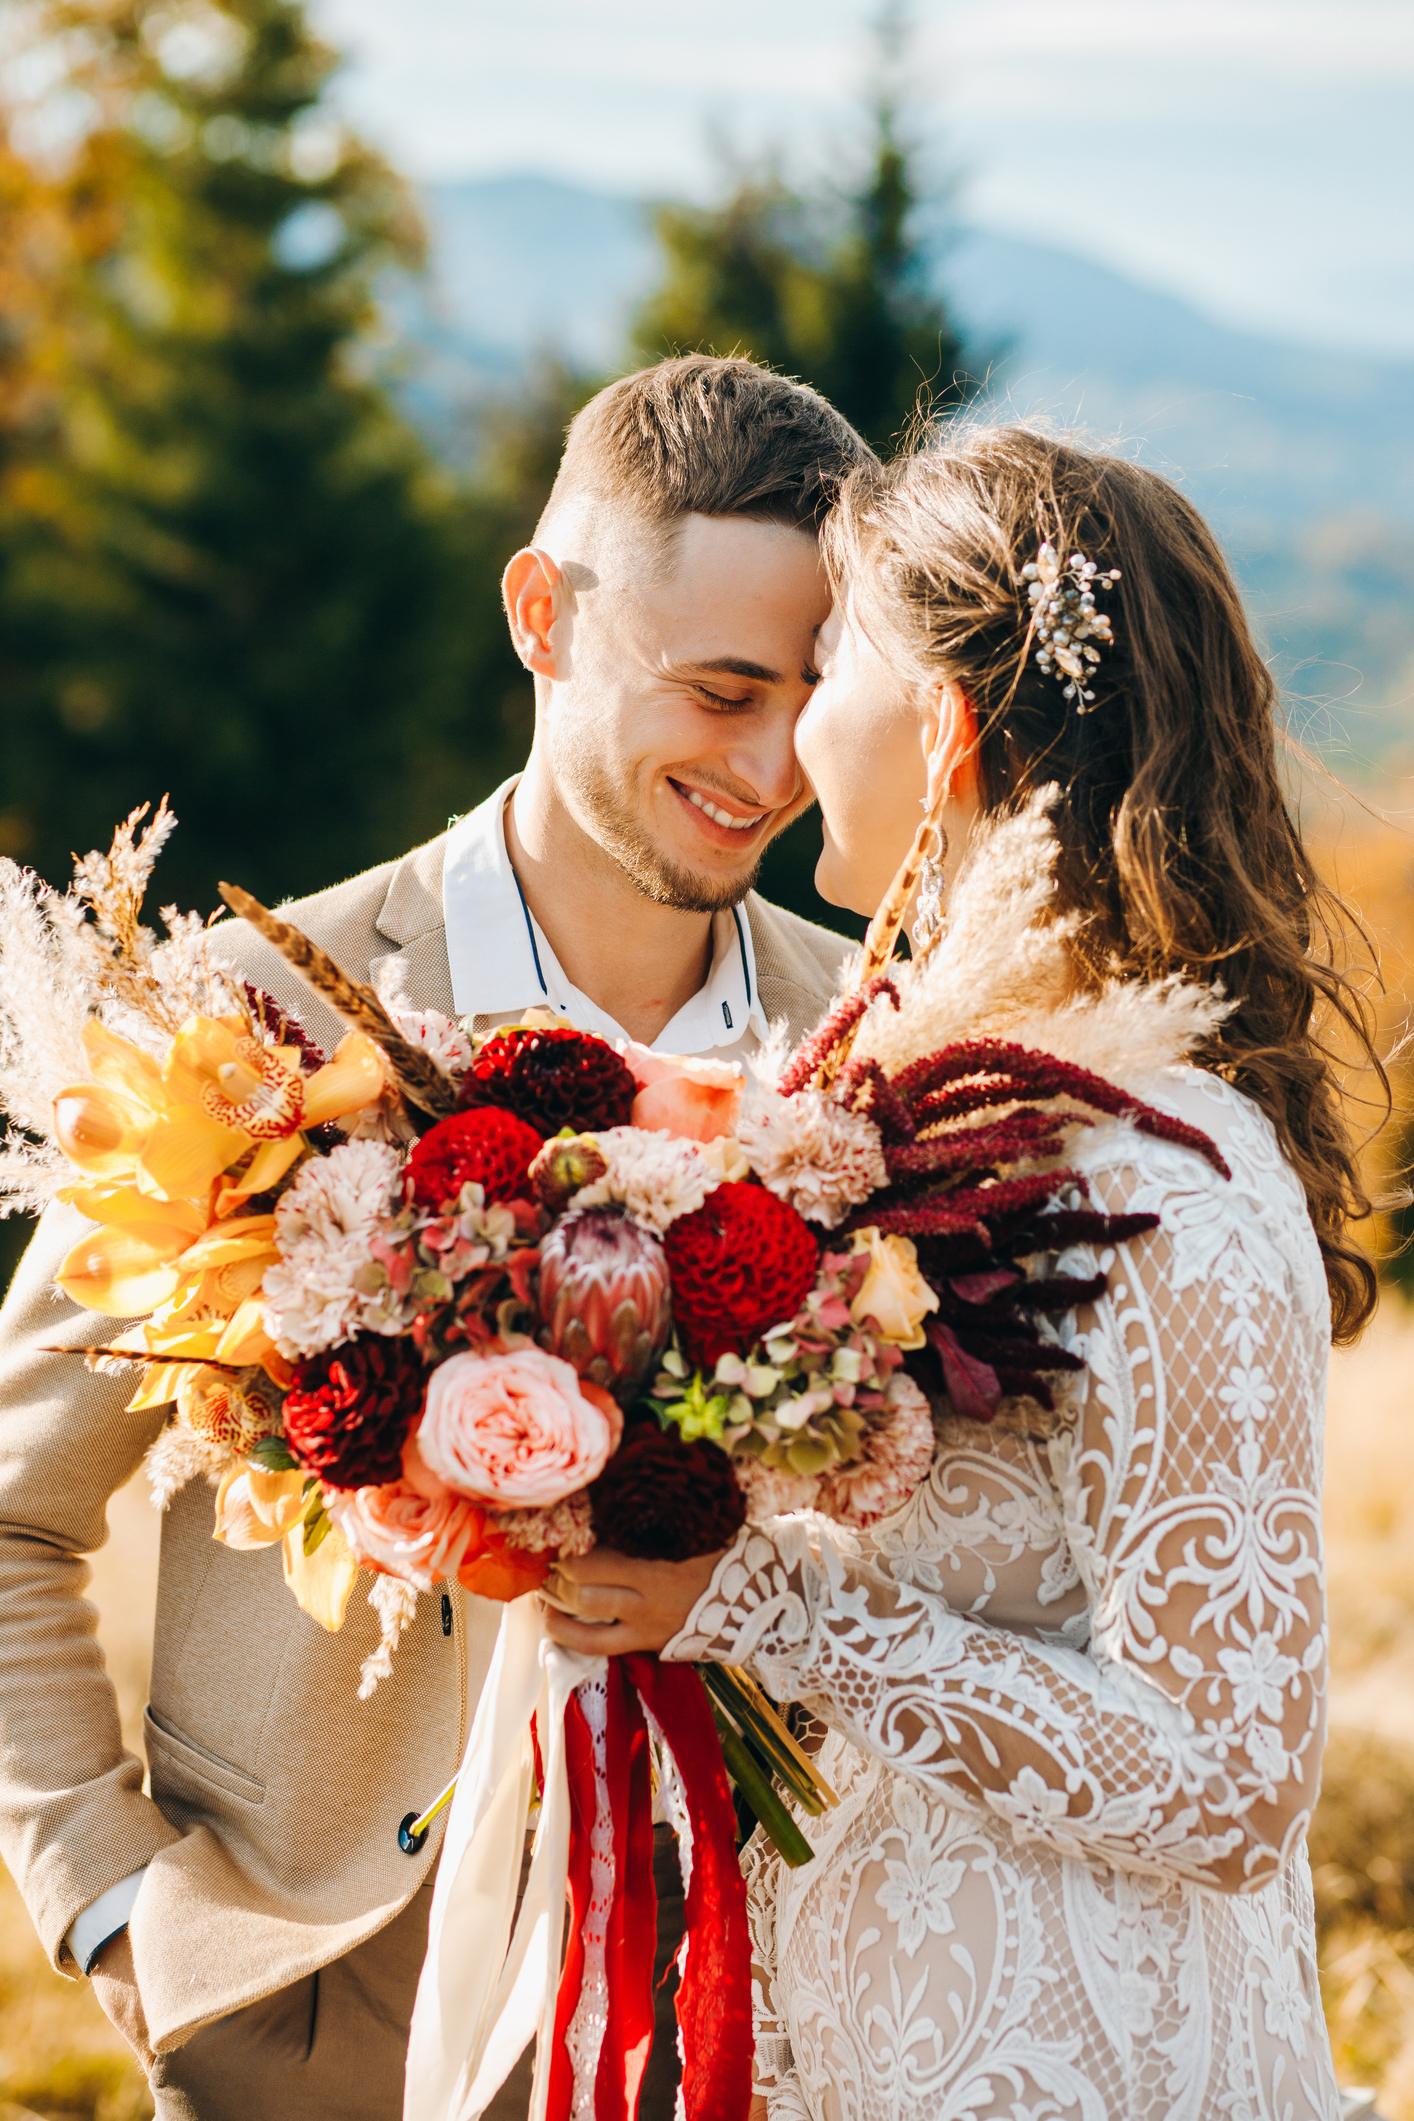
[53,1016,388,1352]
[282,1520,359,1632]
[214,1464,308,1548]
[213,1464,357,1630]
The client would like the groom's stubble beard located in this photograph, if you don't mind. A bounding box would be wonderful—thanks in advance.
[550,716,766,914]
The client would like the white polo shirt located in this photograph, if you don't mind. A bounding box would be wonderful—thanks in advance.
[441,776,770,1062]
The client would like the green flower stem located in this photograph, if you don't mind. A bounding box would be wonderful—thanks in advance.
[701,1666,824,1816]
[709,1706,815,1869]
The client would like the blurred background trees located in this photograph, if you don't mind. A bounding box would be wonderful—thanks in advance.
[0,0,475,916]
[0,0,963,936]
[0,0,966,1285]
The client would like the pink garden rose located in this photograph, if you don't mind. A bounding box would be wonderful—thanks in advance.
[325,1431,487,1587]
[620,1040,743,1144]
[417,1345,621,1509]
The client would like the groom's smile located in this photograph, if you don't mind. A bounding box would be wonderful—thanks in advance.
[666,776,771,842]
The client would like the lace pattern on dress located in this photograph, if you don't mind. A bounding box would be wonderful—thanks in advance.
[664,1070,1341,2121]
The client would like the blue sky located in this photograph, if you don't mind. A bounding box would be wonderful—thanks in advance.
[309,0,1414,359]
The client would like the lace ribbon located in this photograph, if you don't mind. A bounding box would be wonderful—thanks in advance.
[403,1609,752,2121]
[403,1598,600,2121]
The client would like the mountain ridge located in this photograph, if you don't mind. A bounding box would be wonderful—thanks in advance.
[402,173,1414,761]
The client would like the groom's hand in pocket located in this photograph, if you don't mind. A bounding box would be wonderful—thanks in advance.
[90,1928,155,2073]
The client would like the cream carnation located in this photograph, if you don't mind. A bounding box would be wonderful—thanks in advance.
[734,1458,821,1523]
[736,1086,888,1228]
[263,1140,403,1357]
[817,1375,936,1528]
[418,1346,618,1508]
[571,1125,718,1233]
[390,1007,475,1080]
[497,1491,596,1558]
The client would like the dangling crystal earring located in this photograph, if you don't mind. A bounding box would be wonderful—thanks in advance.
[912,809,949,952]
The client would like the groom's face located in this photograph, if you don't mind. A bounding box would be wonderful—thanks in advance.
[549,513,830,911]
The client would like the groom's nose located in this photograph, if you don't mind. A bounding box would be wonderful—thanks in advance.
[719,703,806,810]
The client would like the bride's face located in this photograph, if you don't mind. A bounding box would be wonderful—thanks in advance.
[795,602,937,917]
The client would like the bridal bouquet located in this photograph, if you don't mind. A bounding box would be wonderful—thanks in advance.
[0,796,1224,2121]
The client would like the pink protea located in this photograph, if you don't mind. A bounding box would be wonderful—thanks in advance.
[536,1204,671,1392]
[816,1375,936,1528]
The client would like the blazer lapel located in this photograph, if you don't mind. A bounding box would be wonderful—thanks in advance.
[370,832,456,1017]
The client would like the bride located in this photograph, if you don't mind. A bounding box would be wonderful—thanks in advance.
[542,423,1380,2119]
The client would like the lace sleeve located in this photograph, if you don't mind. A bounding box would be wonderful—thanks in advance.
[667,1134,1327,1897]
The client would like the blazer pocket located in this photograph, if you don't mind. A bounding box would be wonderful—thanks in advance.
[144,1704,267,1807]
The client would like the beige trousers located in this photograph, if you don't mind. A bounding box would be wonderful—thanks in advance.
[149,1827,685,2120]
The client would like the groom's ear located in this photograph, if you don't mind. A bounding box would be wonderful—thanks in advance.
[503,548,573,681]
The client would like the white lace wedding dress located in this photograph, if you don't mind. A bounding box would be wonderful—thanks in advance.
[665,1067,1341,2121]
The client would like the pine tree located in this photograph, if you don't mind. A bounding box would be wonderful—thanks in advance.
[0,0,485,917]
[631,9,968,455]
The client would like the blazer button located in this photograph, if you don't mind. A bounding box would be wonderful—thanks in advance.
[399,1812,430,1855]
[441,1591,453,1637]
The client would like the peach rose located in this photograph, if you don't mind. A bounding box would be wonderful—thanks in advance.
[848,1227,940,1350]
[324,1432,487,1587]
[620,1041,744,1144]
[417,1346,620,1508]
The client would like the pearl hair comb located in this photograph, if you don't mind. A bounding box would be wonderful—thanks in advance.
[1021,541,1122,711]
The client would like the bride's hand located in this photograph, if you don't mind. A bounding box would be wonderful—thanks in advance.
[538,1546,721,1655]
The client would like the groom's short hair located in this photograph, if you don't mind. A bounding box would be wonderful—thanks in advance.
[538,355,873,553]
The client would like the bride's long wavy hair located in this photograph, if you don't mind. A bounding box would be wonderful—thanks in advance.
[822,421,1384,1342]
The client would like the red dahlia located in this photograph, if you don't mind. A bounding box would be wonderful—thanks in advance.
[283,1336,426,1490]
[587,1420,745,1560]
[663,1181,818,1367]
[405,1107,543,1211]
[458,1026,636,1136]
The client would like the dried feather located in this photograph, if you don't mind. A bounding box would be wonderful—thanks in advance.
[850,791,1226,1086]
[144,1423,231,1509]
[358,1576,419,1698]
[0,862,99,1214]
[217,885,457,1119]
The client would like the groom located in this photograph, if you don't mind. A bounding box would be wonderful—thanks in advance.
[0,354,871,2119]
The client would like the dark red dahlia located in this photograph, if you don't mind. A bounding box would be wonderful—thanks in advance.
[587,1420,745,1560]
[283,1336,426,1490]
[663,1181,818,1367]
[405,1107,543,1211]
[458,1026,636,1135]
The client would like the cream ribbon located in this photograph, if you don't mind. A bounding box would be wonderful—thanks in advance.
[403,1595,604,2121]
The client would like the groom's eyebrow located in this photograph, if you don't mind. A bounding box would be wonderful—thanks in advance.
[693,654,783,683]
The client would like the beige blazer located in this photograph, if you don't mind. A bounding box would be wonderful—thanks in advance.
[0,834,851,2052]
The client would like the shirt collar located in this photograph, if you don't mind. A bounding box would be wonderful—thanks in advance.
[441,775,768,1058]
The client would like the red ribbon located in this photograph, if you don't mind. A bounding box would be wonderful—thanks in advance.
[545,1658,752,2121]
[624,1656,753,2121]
